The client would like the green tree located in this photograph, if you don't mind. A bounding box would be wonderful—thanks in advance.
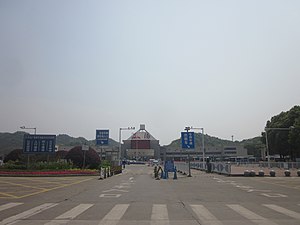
[263,105,300,160]
[65,146,100,169]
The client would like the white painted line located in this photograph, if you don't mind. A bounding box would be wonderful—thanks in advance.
[102,189,128,193]
[114,185,130,189]
[56,204,93,219]
[263,204,300,220]
[227,204,278,225]
[44,204,93,225]
[0,203,23,212]
[98,204,129,225]
[129,177,134,180]
[190,204,223,225]
[99,194,121,198]
[261,193,287,198]
[44,219,69,225]
[1,203,58,225]
[151,204,168,220]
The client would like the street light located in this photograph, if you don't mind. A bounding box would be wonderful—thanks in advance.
[190,126,205,164]
[119,127,135,165]
[264,126,294,168]
[20,126,37,135]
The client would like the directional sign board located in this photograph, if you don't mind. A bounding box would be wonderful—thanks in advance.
[181,132,195,149]
[23,134,56,154]
[96,130,109,145]
[164,160,175,172]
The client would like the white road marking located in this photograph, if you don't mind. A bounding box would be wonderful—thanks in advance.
[263,204,300,220]
[0,203,23,212]
[56,204,93,219]
[261,193,287,198]
[102,189,129,193]
[151,204,169,225]
[190,204,223,225]
[98,204,129,225]
[44,204,93,225]
[227,204,278,225]
[0,203,58,225]
[129,177,134,180]
[99,194,121,198]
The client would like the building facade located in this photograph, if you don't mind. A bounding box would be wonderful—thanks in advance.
[122,124,160,160]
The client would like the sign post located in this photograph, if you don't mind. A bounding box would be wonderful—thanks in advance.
[23,134,56,169]
[96,130,109,163]
[23,134,56,154]
[181,127,195,177]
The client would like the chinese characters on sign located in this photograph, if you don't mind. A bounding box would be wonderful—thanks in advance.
[96,130,109,145]
[23,134,56,154]
[181,132,195,149]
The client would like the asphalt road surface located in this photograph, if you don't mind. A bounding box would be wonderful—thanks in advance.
[0,165,300,225]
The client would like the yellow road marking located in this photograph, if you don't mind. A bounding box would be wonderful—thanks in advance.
[5,177,94,199]
[0,192,18,198]
[0,180,48,191]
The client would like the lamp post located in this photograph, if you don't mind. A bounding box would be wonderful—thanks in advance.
[20,126,37,135]
[264,126,294,168]
[119,127,135,165]
[190,126,205,164]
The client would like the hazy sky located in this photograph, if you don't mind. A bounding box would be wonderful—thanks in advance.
[1,0,299,145]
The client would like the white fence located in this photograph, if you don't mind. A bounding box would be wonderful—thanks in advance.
[174,161,231,175]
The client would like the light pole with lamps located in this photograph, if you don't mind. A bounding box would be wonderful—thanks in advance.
[20,126,37,135]
[119,127,135,165]
[264,126,294,168]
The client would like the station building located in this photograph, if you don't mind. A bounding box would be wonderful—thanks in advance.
[121,124,160,160]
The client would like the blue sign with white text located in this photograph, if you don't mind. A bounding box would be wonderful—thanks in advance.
[23,134,56,154]
[164,160,175,172]
[96,130,109,145]
[181,132,195,149]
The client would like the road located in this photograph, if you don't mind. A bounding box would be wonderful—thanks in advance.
[0,165,300,225]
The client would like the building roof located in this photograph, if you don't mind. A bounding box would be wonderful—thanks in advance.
[127,124,158,141]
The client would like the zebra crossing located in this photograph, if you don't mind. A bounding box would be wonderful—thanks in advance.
[0,202,299,225]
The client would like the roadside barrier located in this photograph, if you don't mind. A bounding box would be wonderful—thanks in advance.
[270,170,276,177]
[284,170,291,177]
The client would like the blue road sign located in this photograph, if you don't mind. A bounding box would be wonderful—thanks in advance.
[96,130,109,145]
[164,160,175,172]
[181,132,195,149]
[23,134,56,154]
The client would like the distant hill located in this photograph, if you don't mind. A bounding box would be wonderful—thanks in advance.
[0,132,263,158]
[165,133,237,150]
[0,132,25,156]
[0,132,119,157]
[164,133,264,157]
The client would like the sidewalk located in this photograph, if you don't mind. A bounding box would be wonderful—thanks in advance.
[231,165,300,177]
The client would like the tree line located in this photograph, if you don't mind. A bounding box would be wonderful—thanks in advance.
[261,105,300,161]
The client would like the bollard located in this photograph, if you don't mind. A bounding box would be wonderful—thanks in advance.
[244,170,250,177]
[250,170,256,177]
[173,169,177,180]
[99,167,103,180]
[297,170,300,177]
[270,170,276,177]
[284,170,291,177]
[258,170,265,177]
[154,166,158,178]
